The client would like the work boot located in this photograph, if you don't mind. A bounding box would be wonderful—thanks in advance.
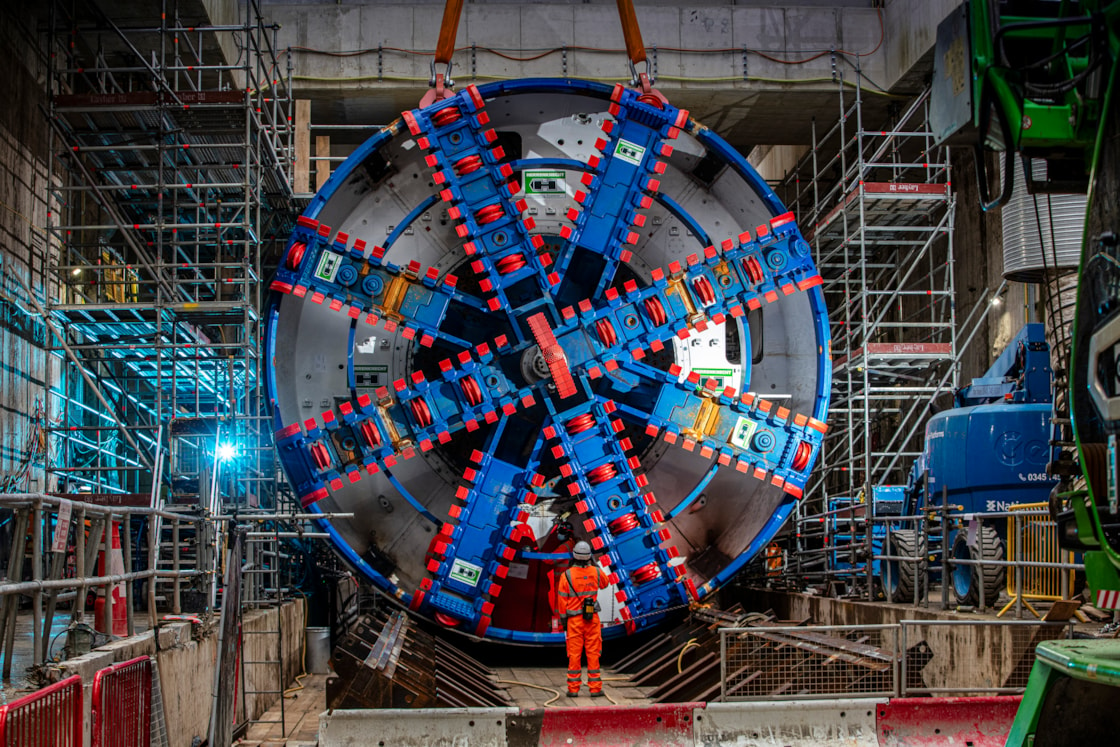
[566,691,579,698]
[590,691,605,699]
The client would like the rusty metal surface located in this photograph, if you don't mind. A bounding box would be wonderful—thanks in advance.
[328,608,511,710]
[722,624,901,701]
[616,606,905,703]
[742,628,894,671]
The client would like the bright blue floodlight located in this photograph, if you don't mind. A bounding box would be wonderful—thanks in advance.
[216,442,239,461]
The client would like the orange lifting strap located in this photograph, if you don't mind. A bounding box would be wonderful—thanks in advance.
[435,0,464,67]
[614,0,664,100]
[423,0,662,104]
[423,0,464,106]
[615,0,648,66]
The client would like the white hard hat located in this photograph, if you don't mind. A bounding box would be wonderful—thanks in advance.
[572,540,592,561]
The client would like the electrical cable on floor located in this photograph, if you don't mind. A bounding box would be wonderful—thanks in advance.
[677,638,701,673]
[495,679,564,707]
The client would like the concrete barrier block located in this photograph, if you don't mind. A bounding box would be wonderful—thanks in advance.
[537,702,698,747]
[157,621,190,649]
[58,649,114,682]
[97,630,155,661]
[320,707,519,747]
[696,699,884,747]
[876,696,1021,747]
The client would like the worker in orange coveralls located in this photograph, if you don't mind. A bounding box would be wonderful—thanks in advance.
[557,540,609,698]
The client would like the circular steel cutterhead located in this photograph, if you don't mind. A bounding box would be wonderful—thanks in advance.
[265,79,831,644]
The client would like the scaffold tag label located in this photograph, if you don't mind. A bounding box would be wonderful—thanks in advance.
[449,558,483,587]
[52,499,72,553]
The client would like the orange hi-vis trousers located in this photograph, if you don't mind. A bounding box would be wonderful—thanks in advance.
[565,614,603,694]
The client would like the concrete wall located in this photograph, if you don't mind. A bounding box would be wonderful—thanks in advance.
[159,602,307,746]
[266,1,885,86]
[262,0,959,94]
[750,144,811,185]
[0,6,57,492]
[54,600,306,747]
[241,601,306,721]
[256,0,962,149]
[156,622,219,747]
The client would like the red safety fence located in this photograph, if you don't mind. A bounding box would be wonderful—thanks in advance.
[0,674,83,747]
[91,655,153,747]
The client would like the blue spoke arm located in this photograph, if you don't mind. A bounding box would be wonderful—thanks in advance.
[274,333,533,508]
[554,85,690,298]
[610,369,828,500]
[270,215,476,350]
[404,86,553,341]
[541,393,692,620]
[554,212,827,396]
[410,426,552,637]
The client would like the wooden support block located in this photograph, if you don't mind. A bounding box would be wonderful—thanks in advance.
[294,99,311,193]
[1041,599,1082,622]
[316,135,331,191]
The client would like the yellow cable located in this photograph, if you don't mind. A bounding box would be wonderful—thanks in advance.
[495,679,564,707]
[677,638,701,674]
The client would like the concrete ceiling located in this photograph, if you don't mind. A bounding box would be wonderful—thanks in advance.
[78,0,943,154]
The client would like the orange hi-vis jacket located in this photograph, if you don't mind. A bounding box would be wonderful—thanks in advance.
[557,565,609,618]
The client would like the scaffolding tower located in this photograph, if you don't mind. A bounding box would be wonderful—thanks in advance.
[34,0,308,625]
[778,84,958,509]
[41,0,294,510]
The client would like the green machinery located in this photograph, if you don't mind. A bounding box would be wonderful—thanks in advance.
[931,2,1120,744]
[931,0,1120,208]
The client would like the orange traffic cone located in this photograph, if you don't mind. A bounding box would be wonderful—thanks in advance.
[94,521,128,636]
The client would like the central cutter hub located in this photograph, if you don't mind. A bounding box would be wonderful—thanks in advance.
[526,312,577,399]
[520,344,552,384]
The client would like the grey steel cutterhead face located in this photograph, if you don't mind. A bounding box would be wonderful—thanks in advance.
[265,79,830,644]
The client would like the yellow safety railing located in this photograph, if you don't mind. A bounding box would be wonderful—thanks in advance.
[998,502,1080,619]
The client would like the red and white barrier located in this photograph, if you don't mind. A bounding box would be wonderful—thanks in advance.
[539,702,697,747]
[876,696,1022,747]
[93,520,128,637]
[320,695,1023,746]
[698,699,881,746]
